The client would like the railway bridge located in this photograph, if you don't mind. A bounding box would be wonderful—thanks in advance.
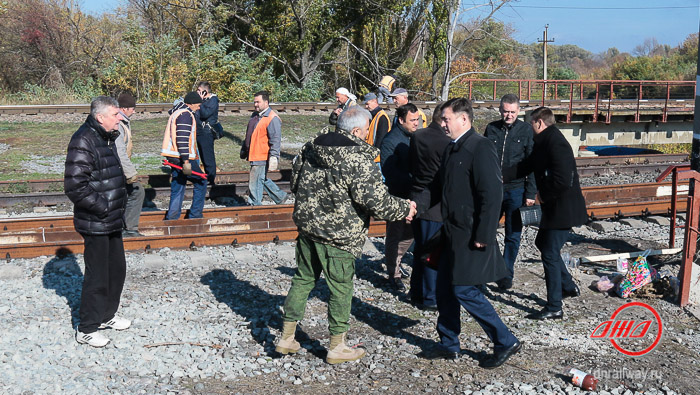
[0,79,695,155]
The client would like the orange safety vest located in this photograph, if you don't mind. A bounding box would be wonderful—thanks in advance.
[161,108,198,160]
[367,109,391,162]
[248,109,280,162]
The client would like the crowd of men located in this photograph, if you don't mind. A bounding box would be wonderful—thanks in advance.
[63,84,586,369]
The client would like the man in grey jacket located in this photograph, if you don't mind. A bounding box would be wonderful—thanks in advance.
[115,92,145,237]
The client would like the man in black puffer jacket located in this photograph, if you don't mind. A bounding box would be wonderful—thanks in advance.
[65,96,130,348]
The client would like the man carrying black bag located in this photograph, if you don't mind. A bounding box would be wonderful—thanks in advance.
[503,106,587,321]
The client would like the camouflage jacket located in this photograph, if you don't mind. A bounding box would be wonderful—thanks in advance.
[292,127,411,257]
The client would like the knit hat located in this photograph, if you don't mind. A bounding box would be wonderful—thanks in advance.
[184,91,203,104]
[389,88,408,97]
[117,92,136,108]
[336,87,357,101]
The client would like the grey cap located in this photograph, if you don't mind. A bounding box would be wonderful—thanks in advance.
[389,88,408,97]
[364,92,378,101]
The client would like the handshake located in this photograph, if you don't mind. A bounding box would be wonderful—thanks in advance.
[405,200,418,223]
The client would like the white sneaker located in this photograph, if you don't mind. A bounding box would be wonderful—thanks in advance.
[76,330,110,347]
[99,315,131,331]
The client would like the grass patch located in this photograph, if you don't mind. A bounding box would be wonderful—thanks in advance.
[0,114,330,181]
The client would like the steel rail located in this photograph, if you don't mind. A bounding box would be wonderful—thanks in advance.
[0,99,693,119]
[0,154,689,201]
[0,181,689,259]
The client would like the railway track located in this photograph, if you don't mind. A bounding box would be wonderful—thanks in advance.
[0,154,689,208]
[0,99,692,116]
[0,181,688,259]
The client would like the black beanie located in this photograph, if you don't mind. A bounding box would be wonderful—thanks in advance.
[184,92,203,104]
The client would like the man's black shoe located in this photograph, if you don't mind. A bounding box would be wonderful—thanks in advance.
[419,304,438,312]
[391,277,406,292]
[562,284,581,299]
[496,278,513,291]
[418,347,459,360]
[526,309,563,320]
[479,341,522,369]
[122,230,144,238]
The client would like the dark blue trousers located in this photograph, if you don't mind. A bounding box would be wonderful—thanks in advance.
[197,128,217,185]
[410,218,441,307]
[535,228,577,311]
[501,188,525,282]
[436,253,518,353]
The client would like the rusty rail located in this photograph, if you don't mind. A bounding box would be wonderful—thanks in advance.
[0,181,690,259]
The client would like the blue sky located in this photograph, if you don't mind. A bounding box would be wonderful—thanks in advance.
[81,0,698,54]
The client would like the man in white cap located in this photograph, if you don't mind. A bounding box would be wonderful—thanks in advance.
[389,88,427,130]
[329,87,357,125]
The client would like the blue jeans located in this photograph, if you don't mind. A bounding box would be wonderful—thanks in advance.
[436,252,518,353]
[410,218,441,307]
[248,164,287,205]
[377,86,394,104]
[535,228,577,311]
[166,160,208,220]
[501,188,525,282]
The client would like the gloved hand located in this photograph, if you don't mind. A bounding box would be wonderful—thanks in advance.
[126,175,139,184]
[182,161,192,176]
[268,156,279,171]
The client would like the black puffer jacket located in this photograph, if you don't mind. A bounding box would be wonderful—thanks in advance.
[64,114,127,235]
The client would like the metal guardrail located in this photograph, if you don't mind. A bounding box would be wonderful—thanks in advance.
[0,79,694,123]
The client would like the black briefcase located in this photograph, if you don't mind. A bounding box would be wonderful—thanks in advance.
[518,205,542,227]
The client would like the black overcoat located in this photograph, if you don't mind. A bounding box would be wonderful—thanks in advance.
[507,124,588,229]
[440,129,508,286]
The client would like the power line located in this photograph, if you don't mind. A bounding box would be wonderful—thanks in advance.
[509,5,696,10]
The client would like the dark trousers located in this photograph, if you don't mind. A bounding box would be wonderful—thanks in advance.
[535,228,576,312]
[501,188,524,282]
[78,232,127,333]
[410,218,441,307]
[436,253,517,353]
[197,129,217,184]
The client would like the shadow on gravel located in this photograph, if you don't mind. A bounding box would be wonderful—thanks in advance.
[201,269,325,359]
[41,249,83,329]
[350,297,434,352]
[482,285,545,314]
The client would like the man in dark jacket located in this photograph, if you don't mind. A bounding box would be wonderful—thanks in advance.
[380,103,421,290]
[65,96,130,348]
[435,98,521,369]
[408,103,451,309]
[505,107,587,320]
[162,92,206,220]
[276,106,416,364]
[196,81,219,185]
[484,94,536,290]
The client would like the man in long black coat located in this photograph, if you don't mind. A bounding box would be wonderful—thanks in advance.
[504,106,588,320]
[435,98,521,369]
[408,103,451,309]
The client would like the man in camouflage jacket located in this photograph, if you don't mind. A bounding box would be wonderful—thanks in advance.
[276,106,416,364]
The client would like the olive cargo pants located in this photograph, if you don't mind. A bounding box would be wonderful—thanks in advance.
[282,235,355,335]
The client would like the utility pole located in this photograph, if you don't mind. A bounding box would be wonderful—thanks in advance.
[538,25,554,81]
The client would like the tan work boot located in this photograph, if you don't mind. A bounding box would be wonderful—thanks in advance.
[275,321,301,354]
[326,333,366,364]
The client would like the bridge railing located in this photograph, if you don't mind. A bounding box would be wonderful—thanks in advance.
[453,79,695,123]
